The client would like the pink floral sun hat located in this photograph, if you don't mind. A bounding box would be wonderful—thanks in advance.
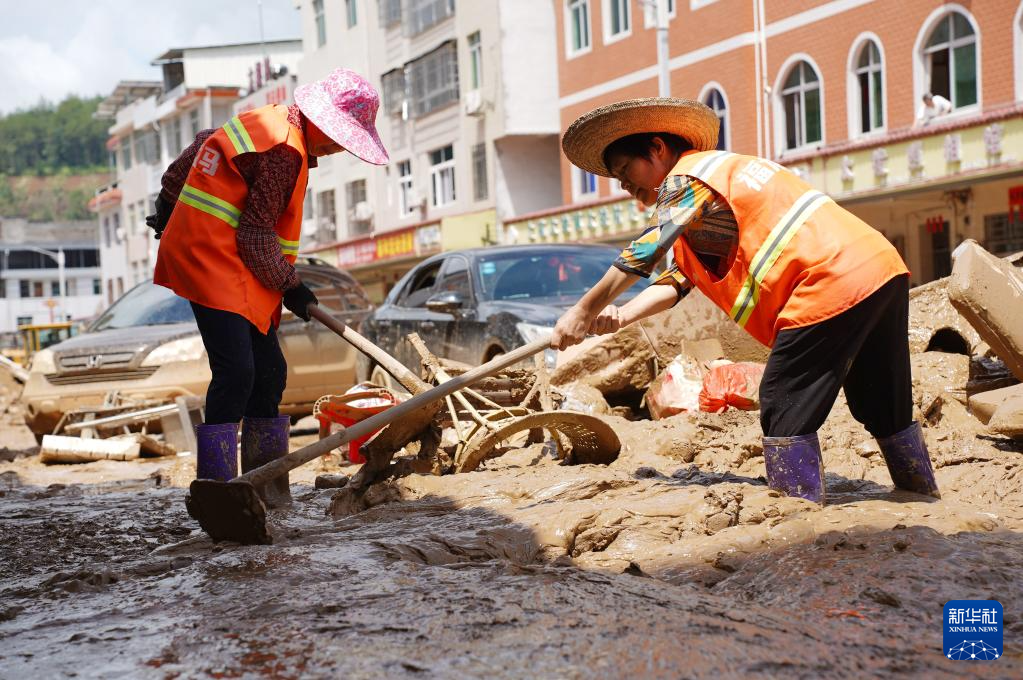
[294,68,389,165]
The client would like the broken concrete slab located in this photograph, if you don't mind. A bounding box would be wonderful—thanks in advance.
[968,383,1023,425]
[948,240,1023,381]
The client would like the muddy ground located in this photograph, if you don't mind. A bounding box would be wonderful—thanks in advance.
[1,347,1022,678]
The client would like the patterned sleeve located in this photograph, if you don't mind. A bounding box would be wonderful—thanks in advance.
[612,175,715,301]
[233,145,304,292]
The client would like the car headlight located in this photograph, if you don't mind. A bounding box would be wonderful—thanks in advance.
[30,349,56,374]
[141,336,207,366]
[515,322,553,344]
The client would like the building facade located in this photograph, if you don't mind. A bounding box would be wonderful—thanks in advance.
[295,0,563,301]
[94,40,303,305]
[0,218,102,331]
[505,0,1023,286]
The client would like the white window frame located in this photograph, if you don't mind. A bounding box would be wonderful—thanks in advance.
[429,145,456,208]
[846,33,887,138]
[643,0,676,29]
[345,0,357,28]
[565,0,592,59]
[697,82,730,151]
[690,0,720,9]
[397,160,415,218]
[603,0,632,45]
[773,54,825,155]
[912,4,982,116]
[571,165,598,202]
[467,31,483,91]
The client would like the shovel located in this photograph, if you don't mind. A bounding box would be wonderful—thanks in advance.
[187,304,551,544]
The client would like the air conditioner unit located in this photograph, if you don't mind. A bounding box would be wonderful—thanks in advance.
[463,90,484,117]
[353,201,374,221]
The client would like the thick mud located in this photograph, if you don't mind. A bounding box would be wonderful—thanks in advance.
[1,351,1022,677]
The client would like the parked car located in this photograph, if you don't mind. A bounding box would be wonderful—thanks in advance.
[21,259,372,438]
[357,244,649,387]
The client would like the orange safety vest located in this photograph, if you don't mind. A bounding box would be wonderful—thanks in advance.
[154,104,309,333]
[669,150,908,347]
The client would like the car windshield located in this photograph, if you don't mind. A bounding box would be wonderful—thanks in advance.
[477,249,648,302]
[89,281,195,331]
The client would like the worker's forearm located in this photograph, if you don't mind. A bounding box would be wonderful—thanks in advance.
[618,284,679,326]
[575,266,638,314]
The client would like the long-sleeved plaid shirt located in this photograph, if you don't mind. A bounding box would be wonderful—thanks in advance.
[613,174,739,303]
[159,105,314,292]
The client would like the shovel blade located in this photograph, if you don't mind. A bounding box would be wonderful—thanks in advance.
[187,479,272,545]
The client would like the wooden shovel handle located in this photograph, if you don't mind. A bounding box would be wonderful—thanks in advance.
[238,309,552,488]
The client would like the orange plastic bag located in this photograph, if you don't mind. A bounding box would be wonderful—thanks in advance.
[699,362,766,413]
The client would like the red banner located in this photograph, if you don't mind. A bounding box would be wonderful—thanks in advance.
[925,216,945,234]
[1010,186,1023,222]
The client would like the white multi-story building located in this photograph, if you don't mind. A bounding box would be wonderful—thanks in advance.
[295,0,562,300]
[94,40,303,302]
[0,218,103,331]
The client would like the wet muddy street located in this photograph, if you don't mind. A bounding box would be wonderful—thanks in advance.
[1,354,1022,677]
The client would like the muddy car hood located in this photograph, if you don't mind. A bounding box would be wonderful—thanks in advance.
[50,323,199,357]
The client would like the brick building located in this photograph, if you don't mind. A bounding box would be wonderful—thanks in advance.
[503,0,1023,286]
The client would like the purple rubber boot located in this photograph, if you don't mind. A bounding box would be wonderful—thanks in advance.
[876,421,940,498]
[195,422,239,481]
[763,432,825,504]
[241,415,292,508]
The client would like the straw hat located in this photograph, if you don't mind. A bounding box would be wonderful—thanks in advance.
[562,98,720,177]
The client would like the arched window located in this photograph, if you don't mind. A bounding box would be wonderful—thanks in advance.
[781,61,822,150]
[923,11,977,108]
[854,40,884,133]
[703,87,728,150]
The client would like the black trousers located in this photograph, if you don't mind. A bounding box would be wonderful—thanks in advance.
[758,274,912,439]
[190,302,287,425]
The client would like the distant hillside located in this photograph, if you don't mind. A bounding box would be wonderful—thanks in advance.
[0,96,109,176]
[0,172,110,222]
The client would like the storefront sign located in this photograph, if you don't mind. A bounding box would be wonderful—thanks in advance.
[376,229,415,260]
[337,239,377,267]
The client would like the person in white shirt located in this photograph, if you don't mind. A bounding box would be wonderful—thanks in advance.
[915,93,952,127]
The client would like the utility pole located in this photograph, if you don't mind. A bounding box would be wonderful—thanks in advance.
[656,0,670,97]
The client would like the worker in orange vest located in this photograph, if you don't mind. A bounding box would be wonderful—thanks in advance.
[147,69,388,507]
[553,98,939,505]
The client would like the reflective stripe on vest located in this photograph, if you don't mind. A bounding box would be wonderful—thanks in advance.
[180,182,301,255]
[729,189,831,327]
[223,115,256,155]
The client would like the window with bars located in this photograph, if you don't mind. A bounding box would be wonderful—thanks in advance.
[316,190,337,243]
[472,142,488,202]
[381,68,406,116]
[855,40,884,134]
[398,160,415,217]
[782,61,822,150]
[429,145,456,208]
[703,88,727,150]
[405,0,455,36]
[379,0,402,27]
[346,179,371,235]
[924,11,977,109]
[984,213,1023,256]
[566,0,591,55]
[314,0,327,47]
[409,42,459,118]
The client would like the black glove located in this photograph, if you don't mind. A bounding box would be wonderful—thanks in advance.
[145,194,175,239]
[282,282,318,321]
